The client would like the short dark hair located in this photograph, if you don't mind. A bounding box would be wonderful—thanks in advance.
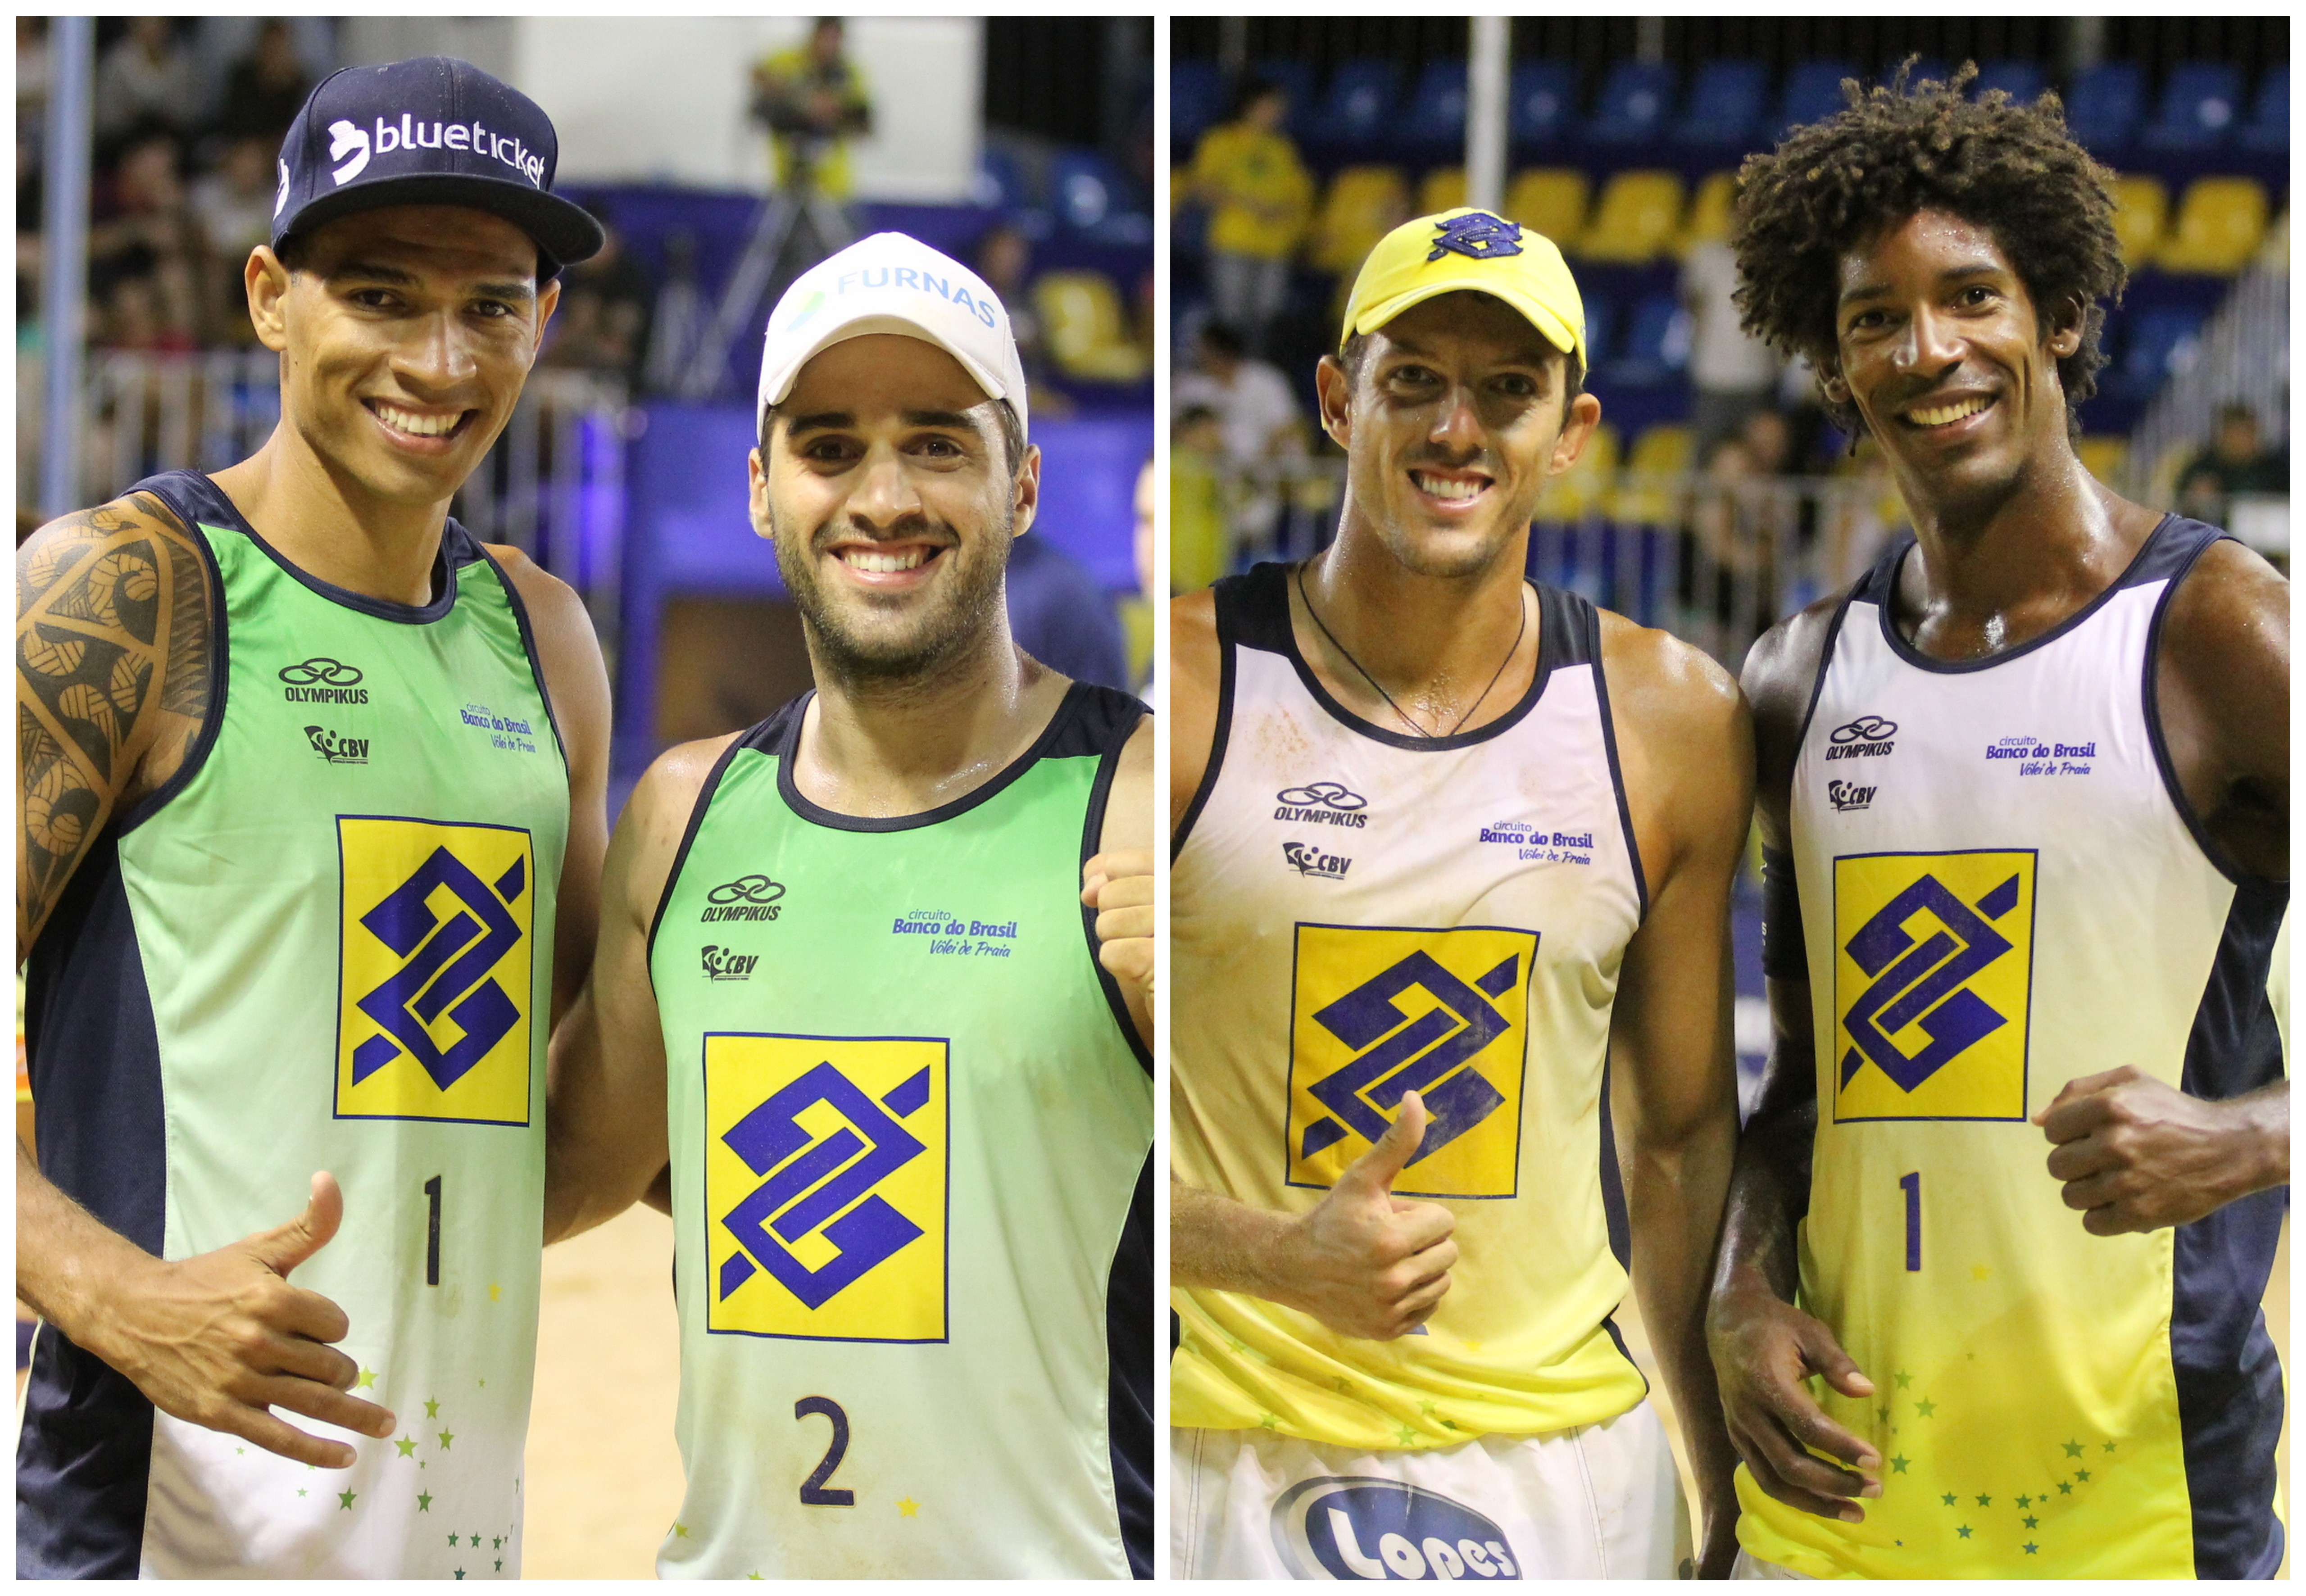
[1198,320,1246,360]
[1336,319,1587,403]
[1229,76,1285,120]
[759,397,1028,480]
[1730,59,2124,438]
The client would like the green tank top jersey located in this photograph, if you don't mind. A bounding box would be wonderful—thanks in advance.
[648,683,1154,1579]
[19,470,567,1578]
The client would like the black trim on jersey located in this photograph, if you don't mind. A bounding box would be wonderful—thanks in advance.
[112,476,230,838]
[1236,561,1565,753]
[1105,1150,1156,1578]
[643,733,753,966]
[1791,581,1864,758]
[1592,1052,1648,1395]
[475,542,569,770]
[19,831,168,1577]
[1580,591,1651,923]
[1078,695,1156,1077]
[1170,586,1239,860]
[2140,522,2257,888]
[2171,876,2289,1578]
[1866,513,2182,676]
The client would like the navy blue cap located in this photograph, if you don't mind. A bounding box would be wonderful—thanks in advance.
[272,56,604,279]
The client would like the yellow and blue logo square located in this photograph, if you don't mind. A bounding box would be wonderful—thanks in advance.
[336,816,535,1125]
[1287,923,1538,1198]
[704,1034,948,1342]
[1832,850,2037,1122]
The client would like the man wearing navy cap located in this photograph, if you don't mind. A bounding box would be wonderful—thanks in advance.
[17,58,610,1577]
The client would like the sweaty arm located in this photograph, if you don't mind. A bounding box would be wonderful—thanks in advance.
[17,496,394,1467]
[1082,716,1154,1049]
[543,735,732,1245]
[1599,616,1752,1578]
[1162,590,1460,1341]
[2032,539,2290,1230]
[1704,597,1884,1525]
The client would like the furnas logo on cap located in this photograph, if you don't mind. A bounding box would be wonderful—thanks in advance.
[1269,1477,1521,1580]
[784,265,1001,332]
[326,112,546,190]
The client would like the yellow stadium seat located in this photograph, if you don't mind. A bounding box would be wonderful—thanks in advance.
[1504,168,1589,254]
[2157,177,2270,276]
[1309,165,1412,275]
[1419,168,1467,216]
[2110,175,2169,270]
[2075,435,2129,488]
[1578,170,1685,265]
[1031,272,1148,383]
[1611,424,1694,523]
[1680,171,1738,254]
[1536,422,1619,522]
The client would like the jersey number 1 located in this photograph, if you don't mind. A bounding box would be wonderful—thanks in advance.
[794,1396,855,1507]
[1899,1170,1920,1271]
[424,1174,443,1286]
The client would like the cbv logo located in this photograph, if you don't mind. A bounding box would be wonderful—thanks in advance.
[305,725,369,765]
[1283,841,1352,880]
[1271,1477,1520,1580]
[1826,779,1875,812]
[702,945,759,981]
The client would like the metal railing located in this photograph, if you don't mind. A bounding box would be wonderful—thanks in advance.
[2127,254,2289,506]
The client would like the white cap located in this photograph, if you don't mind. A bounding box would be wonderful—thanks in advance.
[757,231,1028,438]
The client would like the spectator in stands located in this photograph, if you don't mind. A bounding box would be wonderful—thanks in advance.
[1738,407,1794,478]
[1173,319,1303,550]
[1008,529,1132,692]
[95,18,198,147]
[1684,234,1782,467]
[974,222,1074,418]
[188,133,275,344]
[96,270,196,354]
[213,19,311,144]
[1170,403,1232,594]
[749,18,872,201]
[18,17,49,127]
[87,129,199,349]
[1187,77,1312,357]
[2178,403,2287,524]
[543,216,653,385]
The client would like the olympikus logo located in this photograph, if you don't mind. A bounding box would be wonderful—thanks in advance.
[1826,715,1897,760]
[280,657,369,704]
[1275,781,1370,829]
[305,725,369,765]
[702,945,759,981]
[703,875,785,923]
[327,114,546,190]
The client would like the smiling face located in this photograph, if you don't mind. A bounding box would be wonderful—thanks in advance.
[254,205,556,511]
[1824,209,2083,516]
[751,333,1037,681]
[1319,290,1598,579]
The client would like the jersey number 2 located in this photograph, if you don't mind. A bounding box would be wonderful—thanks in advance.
[794,1396,855,1507]
[1899,1170,1920,1271]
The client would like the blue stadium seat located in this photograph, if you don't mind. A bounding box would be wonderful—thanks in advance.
[2239,64,2289,152]
[1508,60,1578,151]
[1051,150,1122,231]
[2143,61,2244,151]
[1971,59,2047,105]
[1310,59,1404,152]
[2105,305,2208,403]
[1172,60,1223,153]
[976,145,1028,210]
[1604,293,1689,388]
[1402,60,1469,154]
[1587,60,1676,146]
[2063,61,2143,157]
[1580,295,1617,370]
[1671,59,1766,150]
[1773,60,1857,140]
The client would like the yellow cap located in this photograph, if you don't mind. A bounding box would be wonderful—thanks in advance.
[1339,207,1585,367]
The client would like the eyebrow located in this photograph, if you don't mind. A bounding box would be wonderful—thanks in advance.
[1839,262,2004,306]
[326,259,536,302]
[782,408,988,436]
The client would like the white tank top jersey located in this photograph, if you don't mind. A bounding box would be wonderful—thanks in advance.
[1743,517,2289,1578]
[1171,563,1656,1449]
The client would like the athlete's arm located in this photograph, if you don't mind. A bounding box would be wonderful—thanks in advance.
[18,499,392,1467]
[1704,595,1884,1525]
[486,547,613,1026]
[2033,539,2290,1231]
[543,735,733,1245]
[1083,716,1154,1047]
[1168,587,1219,836]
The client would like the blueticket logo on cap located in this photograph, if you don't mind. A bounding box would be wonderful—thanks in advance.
[322,113,547,190]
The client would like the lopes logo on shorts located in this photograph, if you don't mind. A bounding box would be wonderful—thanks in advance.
[704,1034,949,1342]
[1271,1477,1521,1580]
[1833,849,2036,1122]
[335,816,534,1125]
[1287,924,1538,1198]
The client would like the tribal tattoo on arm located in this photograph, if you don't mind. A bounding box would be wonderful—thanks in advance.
[17,494,213,954]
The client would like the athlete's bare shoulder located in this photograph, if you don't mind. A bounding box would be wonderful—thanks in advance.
[1595,609,1753,890]
[18,490,216,948]
[478,542,611,765]
[2154,535,2287,878]
[1739,585,1856,833]
[1169,586,1221,836]
[608,732,745,929]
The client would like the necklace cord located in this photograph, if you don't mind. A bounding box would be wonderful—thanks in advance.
[1294,561,1528,740]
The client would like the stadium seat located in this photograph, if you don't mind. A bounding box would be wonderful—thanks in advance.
[1310,59,1403,152]
[1971,59,2047,105]
[2063,61,2143,157]
[1536,422,1619,521]
[976,145,1029,210]
[1605,293,1690,388]
[1577,170,1684,265]
[1504,168,1590,250]
[1587,60,1676,146]
[1172,60,1224,154]
[2156,176,2269,275]
[1773,60,1856,141]
[1307,165,1411,273]
[2106,305,2208,403]
[2143,61,2244,152]
[1680,171,1738,252]
[2110,175,2169,270]
[1612,424,1695,523]
[2238,65,2288,152]
[1671,59,1767,150]
[1032,272,1148,383]
[1419,168,1467,216]
[1402,60,1469,154]
[1051,150,1123,231]
[2075,435,2130,486]
[1579,295,1617,370]
[1508,60,1578,152]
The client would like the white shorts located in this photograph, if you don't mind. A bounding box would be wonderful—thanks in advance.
[1171,1401,1689,1579]
[1732,1547,1814,1578]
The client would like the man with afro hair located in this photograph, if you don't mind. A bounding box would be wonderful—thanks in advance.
[1705,63,2288,1579]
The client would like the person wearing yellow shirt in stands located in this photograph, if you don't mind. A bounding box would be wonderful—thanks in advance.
[1188,78,1312,354]
[750,18,872,201]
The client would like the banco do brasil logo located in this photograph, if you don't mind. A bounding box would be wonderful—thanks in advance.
[1270,1477,1521,1580]
[1826,715,1897,760]
[1275,781,1370,829]
[281,656,368,704]
[704,874,785,923]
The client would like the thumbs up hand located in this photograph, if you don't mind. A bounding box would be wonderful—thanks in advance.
[1271,1093,1460,1340]
[80,1172,396,1468]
